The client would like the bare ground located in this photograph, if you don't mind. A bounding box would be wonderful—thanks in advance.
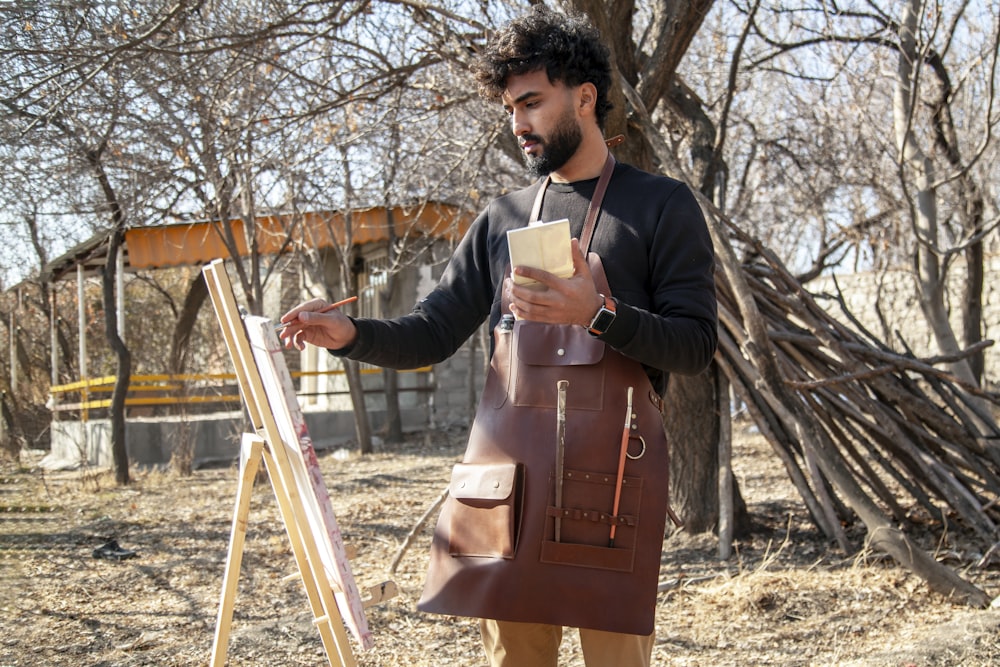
[1,423,998,667]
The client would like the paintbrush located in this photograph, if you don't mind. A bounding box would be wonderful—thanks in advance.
[274,295,358,331]
[609,386,633,548]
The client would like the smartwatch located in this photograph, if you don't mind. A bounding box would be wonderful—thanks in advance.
[587,294,617,336]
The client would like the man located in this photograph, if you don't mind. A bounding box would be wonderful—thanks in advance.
[279,7,716,667]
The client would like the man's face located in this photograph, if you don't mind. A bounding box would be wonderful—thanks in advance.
[501,69,583,179]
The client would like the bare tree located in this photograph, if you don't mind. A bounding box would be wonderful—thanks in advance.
[729,1,999,374]
[2,70,140,485]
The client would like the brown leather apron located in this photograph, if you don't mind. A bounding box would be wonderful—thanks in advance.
[417,155,675,635]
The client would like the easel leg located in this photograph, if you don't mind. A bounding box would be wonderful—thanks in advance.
[210,433,265,667]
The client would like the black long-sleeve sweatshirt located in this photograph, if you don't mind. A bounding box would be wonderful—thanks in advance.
[332,162,718,396]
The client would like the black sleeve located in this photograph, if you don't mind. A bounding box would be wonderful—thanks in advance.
[330,206,496,369]
[600,182,718,377]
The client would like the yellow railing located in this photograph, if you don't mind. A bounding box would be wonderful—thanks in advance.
[49,367,432,413]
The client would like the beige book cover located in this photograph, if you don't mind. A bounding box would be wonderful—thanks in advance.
[506,218,573,287]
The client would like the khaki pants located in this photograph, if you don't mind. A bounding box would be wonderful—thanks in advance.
[479,619,654,667]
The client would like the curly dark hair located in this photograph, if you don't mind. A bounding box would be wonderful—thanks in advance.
[472,6,613,129]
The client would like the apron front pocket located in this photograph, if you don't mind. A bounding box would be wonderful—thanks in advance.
[447,462,524,559]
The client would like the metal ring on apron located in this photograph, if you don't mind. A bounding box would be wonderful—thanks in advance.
[626,435,646,460]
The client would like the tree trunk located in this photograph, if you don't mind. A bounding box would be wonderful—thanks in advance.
[383,368,403,444]
[962,240,985,384]
[343,307,373,455]
[578,0,730,541]
[169,273,209,375]
[1,393,18,460]
[168,273,209,475]
[926,49,988,386]
[87,144,131,486]
[378,225,404,445]
[102,228,131,486]
[56,318,73,386]
[665,366,749,535]
[717,365,735,558]
[345,359,372,454]
[893,0,976,388]
[338,158,374,456]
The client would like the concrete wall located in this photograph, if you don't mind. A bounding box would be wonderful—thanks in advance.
[43,405,430,470]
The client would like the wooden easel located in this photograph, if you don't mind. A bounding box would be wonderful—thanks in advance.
[203,259,396,667]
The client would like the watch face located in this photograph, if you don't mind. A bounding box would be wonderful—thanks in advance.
[590,307,615,333]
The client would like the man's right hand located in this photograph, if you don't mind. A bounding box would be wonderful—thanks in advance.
[277,298,359,351]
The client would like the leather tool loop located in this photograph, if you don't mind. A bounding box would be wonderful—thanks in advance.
[546,505,637,527]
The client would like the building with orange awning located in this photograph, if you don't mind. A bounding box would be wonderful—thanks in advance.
[34,202,476,468]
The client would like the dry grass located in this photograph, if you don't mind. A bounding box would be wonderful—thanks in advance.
[1,424,998,666]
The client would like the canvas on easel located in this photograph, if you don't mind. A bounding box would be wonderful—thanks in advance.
[202,259,394,667]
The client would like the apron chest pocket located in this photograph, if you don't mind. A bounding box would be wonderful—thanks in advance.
[511,321,606,410]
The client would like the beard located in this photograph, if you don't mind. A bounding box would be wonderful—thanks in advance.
[522,108,583,179]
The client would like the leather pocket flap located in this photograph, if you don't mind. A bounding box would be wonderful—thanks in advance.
[515,321,605,366]
[450,462,517,501]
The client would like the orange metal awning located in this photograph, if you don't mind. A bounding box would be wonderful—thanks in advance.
[125,220,251,269]
[46,202,471,279]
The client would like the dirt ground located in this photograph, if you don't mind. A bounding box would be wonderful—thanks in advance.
[2,422,999,667]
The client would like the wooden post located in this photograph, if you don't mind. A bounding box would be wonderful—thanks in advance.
[116,245,125,340]
[50,290,59,387]
[77,264,88,427]
[717,367,733,560]
[8,310,15,392]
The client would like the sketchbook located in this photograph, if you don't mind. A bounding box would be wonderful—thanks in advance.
[507,218,573,287]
